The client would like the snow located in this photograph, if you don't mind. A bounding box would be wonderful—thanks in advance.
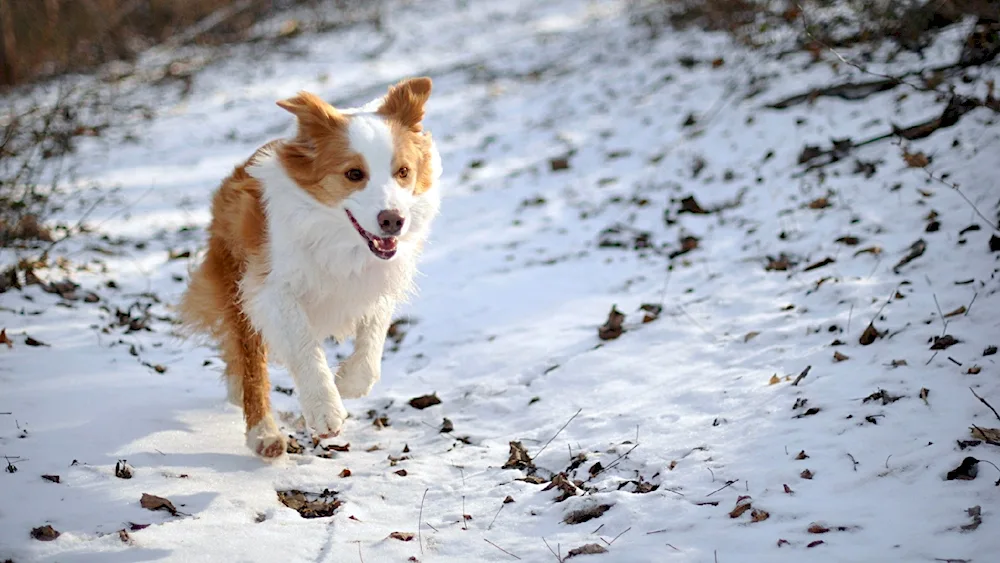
[2,1,999,562]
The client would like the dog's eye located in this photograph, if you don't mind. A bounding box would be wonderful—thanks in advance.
[345,169,365,182]
[397,167,409,179]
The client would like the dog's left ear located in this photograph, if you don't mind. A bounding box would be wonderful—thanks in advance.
[378,77,432,131]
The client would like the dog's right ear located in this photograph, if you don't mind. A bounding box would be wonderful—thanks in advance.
[277,91,345,140]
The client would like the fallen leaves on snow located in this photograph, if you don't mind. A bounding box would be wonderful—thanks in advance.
[859,323,880,346]
[892,239,927,273]
[503,441,535,471]
[277,489,342,519]
[30,525,60,541]
[563,503,611,525]
[567,543,608,558]
[598,306,625,341]
[946,457,979,481]
[140,493,179,516]
[930,335,960,350]
[408,393,441,410]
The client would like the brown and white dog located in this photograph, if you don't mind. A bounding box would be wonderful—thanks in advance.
[179,78,441,458]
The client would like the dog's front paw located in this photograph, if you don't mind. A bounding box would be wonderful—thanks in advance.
[246,417,286,459]
[302,395,348,439]
[336,363,379,399]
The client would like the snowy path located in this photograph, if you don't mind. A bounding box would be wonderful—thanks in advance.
[2,1,999,562]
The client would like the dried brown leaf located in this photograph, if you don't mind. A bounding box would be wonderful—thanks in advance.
[833,351,849,362]
[902,150,929,168]
[800,469,814,479]
[408,393,441,410]
[140,493,178,516]
[729,498,753,518]
[751,509,770,522]
[808,524,830,534]
[502,441,534,471]
[0,328,11,348]
[859,323,879,346]
[567,544,608,558]
[853,246,882,257]
[563,504,612,525]
[41,474,60,484]
[768,374,781,385]
[970,427,1000,443]
[598,305,625,341]
[807,197,831,209]
[339,468,351,478]
[30,525,60,541]
[744,331,760,343]
[919,388,930,405]
[389,531,415,541]
[967,366,981,375]
[930,335,959,350]
[277,489,342,519]
[943,306,967,318]
[795,450,809,460]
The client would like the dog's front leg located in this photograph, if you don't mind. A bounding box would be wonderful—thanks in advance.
[250,284,348,438]
[336,301,394,399]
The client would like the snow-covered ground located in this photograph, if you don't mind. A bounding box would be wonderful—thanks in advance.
[2,1,999,562]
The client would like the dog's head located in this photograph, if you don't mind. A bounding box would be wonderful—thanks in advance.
[275,78,440,261]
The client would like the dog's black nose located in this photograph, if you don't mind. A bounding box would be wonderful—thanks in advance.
[377,209,405,236]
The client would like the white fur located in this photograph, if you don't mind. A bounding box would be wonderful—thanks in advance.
[241,106,441,438]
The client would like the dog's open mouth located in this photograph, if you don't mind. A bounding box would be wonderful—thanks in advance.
[346,210,397,260]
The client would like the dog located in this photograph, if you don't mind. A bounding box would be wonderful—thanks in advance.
[179,78,441,458]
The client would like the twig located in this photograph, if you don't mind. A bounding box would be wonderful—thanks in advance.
[978,459,1000,486]
[846,453,859,471]
[356,541,364,563]
[706,467,715,482]
[715,549,719,563]
[646,529,668,535]
[965,293,978,317]
[791,365,812,386]
[926,352,938,365]
[922,167,1000,233]
[592,523,605,535]
[591,430,640,478]
[970,388,1000,421]
[418,488,428,555]
[606,526,632,546]
[484,538,522,560]
[542,538,563,562]
[488,502,506,530]
[932,293,949,337]
[885,455,892,469]
[948,357,962,367]
[666,543,680,552]
[706,479,739,497]
[847,303,854,334]
[796,3,945,96]
[534,408,582,460]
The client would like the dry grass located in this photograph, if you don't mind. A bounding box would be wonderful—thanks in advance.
[0,0,325,87]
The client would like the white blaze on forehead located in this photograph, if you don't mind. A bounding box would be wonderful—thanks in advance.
[347,114,394,173]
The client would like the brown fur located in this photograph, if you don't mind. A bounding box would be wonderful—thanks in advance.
[178,145,273,436]
[178,78,434,458]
